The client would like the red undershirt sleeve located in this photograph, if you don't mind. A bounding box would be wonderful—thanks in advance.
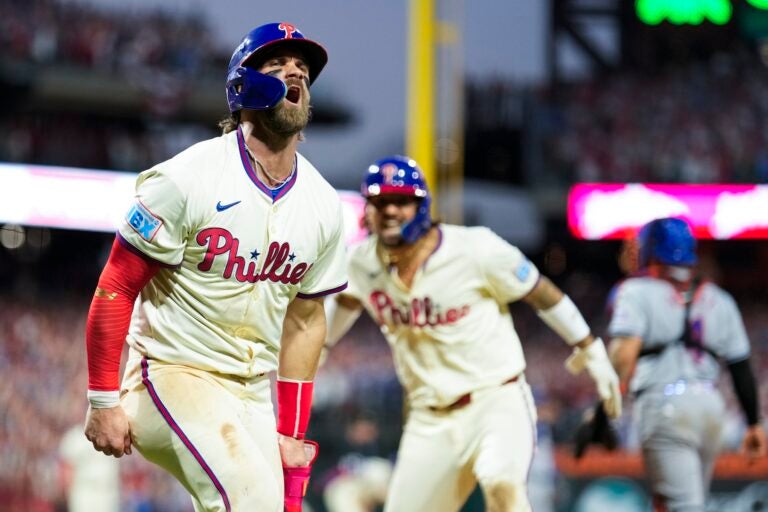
[86,237,160,391]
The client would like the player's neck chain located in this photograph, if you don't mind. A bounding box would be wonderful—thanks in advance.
[257,159,294,188]
[245,146,295,189]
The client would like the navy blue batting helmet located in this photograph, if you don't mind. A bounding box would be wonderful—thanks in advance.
[362,156,432,244]
[637,217,697,268]
[226,22,327,112]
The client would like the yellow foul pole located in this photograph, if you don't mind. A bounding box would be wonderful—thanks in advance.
[406,0,436,201]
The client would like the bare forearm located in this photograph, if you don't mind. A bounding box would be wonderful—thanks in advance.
[279,297,326,380]
[279,326,325,379]
[523,276,563,310]
[608,336,642,389]
[276,297,325,441]
[325,294,363,347]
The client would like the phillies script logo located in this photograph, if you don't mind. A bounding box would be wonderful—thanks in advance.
[196,228,311,284]
[369,290,470,328]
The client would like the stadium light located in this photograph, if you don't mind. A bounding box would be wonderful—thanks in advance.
[636,0,732,26]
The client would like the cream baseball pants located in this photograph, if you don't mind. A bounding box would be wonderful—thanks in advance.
[384,375,537,512]
[121,355,282,512]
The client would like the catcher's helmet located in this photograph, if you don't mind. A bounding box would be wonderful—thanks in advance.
[226,22,327,112]
[362,156,432,244]
[637,217,697,268]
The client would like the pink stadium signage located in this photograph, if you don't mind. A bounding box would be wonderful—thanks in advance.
[567,183,768,240]
[0,162,368,246]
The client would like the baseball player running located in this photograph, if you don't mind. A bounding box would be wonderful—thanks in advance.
[607,217,767,512]
[83,22,347,512]
[325,155,622,512]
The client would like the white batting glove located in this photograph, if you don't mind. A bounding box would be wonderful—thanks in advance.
[565,337,622,419]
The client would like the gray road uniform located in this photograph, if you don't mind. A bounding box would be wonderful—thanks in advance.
[608,276,750,511]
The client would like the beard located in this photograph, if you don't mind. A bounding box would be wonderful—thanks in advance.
[263,93,311,136]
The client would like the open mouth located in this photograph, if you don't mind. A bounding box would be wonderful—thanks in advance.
[286,85,301,104]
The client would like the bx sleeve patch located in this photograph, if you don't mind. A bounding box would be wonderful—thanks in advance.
[126,201,163,241]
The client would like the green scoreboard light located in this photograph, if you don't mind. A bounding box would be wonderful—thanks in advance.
[742,0,768,38]
[635,0,732,25]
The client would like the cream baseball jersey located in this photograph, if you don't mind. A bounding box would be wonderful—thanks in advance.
[344,224,540,408]
[118,128,348,377]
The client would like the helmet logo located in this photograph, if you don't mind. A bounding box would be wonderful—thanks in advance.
[380,163,398,185]
[278,23,297,39]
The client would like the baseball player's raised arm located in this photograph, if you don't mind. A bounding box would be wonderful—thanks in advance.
[473,228,621,417]
[524,276,622,419]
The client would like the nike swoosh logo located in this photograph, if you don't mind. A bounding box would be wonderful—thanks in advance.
[216,200,242,212]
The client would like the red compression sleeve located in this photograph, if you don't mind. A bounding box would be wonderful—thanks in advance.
[86,238,160,391]
[276,379,314,439]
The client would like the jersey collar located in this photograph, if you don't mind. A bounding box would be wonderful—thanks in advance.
[236,126,298,202]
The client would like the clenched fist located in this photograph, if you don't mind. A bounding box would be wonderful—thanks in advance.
[84,405,133,458]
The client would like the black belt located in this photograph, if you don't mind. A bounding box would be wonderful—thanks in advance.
[429,374,520,412]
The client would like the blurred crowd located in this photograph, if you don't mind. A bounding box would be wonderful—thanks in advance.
[0,0,220,78]
[1,273,766,511]
[540,49,768,184]
[8,1,768,189]
[0,294,193,512]
[0,0,222,173]
[0,114,215,172]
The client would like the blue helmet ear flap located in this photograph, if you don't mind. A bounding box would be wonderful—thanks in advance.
[401,194,432,244]
[226,67,287,111]
[637,217,697,268]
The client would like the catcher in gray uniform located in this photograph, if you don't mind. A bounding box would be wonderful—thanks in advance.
[607,217,767,512]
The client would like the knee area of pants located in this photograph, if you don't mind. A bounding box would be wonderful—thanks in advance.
[226,491,281,512]
[483,481,528,512]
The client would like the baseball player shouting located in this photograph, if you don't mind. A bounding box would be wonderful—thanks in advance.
[84,22,347,512]
[325,156,621,512]
[607,217,767,512]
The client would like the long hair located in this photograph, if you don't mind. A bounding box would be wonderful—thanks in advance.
[218,111,241,134]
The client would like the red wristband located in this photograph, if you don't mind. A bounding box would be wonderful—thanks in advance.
[276,378,314,439]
